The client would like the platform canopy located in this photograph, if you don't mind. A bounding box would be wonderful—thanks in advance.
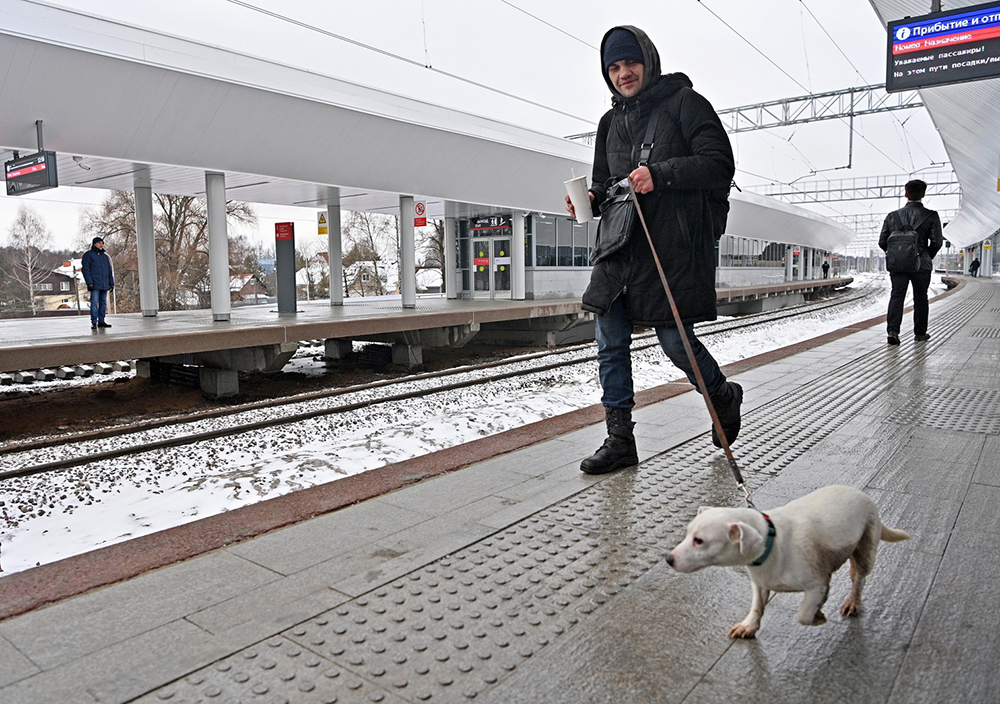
[1,0,853,251]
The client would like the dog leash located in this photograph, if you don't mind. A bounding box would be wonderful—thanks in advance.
[628,179,755,509]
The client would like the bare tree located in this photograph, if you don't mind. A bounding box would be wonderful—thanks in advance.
[342,211,396,296]
[5,205,54,315]
[418,219,446,293]
[82,191,256,312]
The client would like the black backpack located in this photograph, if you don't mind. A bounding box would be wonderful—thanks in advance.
[885,208,932,274]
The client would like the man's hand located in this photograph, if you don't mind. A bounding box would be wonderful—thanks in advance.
[565,191,594,219]
[87,284,94,292]
[109,284,115,292]
[629,166,654,194]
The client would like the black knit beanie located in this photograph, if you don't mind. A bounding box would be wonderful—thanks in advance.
[603,28,643,70]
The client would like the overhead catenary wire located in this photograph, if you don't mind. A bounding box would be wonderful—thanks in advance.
[696,0,812,94]
[701,0,913,178]
[798,0,932,169]
[221,0,595,126]
[498,0,599,50]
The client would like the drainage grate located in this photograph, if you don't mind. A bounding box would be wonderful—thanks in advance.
[970,327,1000,338]
[886,388,1000,435]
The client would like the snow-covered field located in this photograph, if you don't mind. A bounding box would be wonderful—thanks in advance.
[0,273,933,575]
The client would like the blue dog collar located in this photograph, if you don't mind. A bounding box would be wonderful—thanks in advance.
[751,512,776,566]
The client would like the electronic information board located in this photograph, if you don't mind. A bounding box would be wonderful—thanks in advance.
[4,151,59,196]
[887,1,1000,92]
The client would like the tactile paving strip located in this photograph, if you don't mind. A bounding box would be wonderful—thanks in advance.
[139,636,406,703]
[885,387,1000,435]
[970,327,1000,338]
[283,522,661,702]
[139,284,996,704]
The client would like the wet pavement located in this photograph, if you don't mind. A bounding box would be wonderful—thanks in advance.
[0,277,997,703]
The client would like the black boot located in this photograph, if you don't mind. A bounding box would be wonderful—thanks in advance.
[709,381,743,448]
[580,406,639,475]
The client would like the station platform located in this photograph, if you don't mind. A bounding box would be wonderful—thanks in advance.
[1,276,994,704]
[0,278,851,376]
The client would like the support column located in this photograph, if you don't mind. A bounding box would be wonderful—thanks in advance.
[326,187,344,306]
[805,247,814,279]
[399,195,416,309]
[785,246,793,282]
[444,213,458,300]
[134,166,159,317]
[205,172,231,322]
[512,212,526,300]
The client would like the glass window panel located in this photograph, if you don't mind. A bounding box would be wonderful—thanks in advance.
[557,218,573,266]
[534,217,556,266]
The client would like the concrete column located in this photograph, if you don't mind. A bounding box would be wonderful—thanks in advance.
[326,187,344,306]
[805,247,814,279]
[133,166,159,316]
[983,241,994,278]
[444,215,458,300]
[785,246,793,282]
[399,195,416,309]
[512,212,526,300]
[205,172,231,322]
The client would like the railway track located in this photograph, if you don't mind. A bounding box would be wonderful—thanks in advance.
[0,281,878,482]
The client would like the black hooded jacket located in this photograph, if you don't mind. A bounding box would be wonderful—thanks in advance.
[581,26,735,326]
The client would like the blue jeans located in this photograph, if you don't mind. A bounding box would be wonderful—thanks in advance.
[595,294,726,409]
[90,289,108,324]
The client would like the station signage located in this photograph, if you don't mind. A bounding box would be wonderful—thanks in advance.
[275,222,294,240]
[886,0,1000,92]
[414,201,427,228]
[317,212,328,236]
[470,215,511,232]
[5,151,59,196]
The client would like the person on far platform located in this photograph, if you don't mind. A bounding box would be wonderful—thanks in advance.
[81,236,114,329]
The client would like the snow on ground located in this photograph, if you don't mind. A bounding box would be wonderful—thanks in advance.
[0,273,935,574]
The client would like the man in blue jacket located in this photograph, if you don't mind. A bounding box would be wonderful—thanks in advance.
[81,236,114,329]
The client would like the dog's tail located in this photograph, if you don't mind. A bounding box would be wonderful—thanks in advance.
[881,525,910,542]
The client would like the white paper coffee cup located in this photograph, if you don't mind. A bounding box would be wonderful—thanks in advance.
[564,175,593,223]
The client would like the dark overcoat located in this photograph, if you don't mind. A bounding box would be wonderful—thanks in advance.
[582,26,735,327]
[81,245,114,290]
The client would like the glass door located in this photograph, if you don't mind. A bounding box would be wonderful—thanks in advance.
[493,238,512,298]
[470,237,512,299]
[472,239,492,298]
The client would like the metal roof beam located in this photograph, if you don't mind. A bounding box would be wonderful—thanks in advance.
[565,83,923,144]
[745,171,959,203]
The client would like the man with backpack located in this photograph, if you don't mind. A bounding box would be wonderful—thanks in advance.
[878,179,943,345]
[564,26,739,474]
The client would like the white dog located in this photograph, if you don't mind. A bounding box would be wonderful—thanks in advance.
[666,485,909,638]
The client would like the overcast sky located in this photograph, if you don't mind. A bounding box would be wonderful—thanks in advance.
[0,0,953,253]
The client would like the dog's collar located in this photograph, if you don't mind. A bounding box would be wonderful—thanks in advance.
[751,512,777,566]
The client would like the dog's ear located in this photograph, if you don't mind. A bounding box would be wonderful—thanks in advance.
[729,522,765,559]
[697,506,712,515]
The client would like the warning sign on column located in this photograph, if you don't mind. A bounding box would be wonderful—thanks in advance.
[414,201,427,227]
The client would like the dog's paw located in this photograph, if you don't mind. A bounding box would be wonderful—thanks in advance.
[729,622,759,639]
[840,598,860,617]
[811,610,827,626]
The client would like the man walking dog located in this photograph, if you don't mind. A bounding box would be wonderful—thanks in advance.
[566,26,741,474]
